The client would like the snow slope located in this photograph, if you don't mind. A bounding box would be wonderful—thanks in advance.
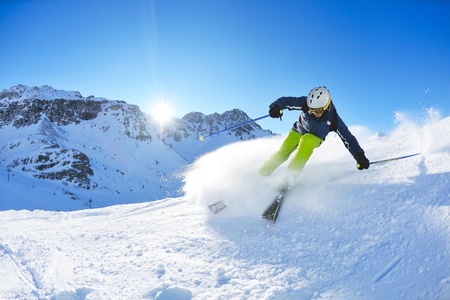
[1,111,449,299]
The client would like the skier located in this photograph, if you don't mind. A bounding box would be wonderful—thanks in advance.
[259,86,370,188]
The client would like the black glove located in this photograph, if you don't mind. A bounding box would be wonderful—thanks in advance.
[269,104,283,118]
[355,152,370,170]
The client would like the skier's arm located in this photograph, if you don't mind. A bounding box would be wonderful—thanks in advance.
[272,96,306,110]
[335,114,369,169]
[268,96,306,118]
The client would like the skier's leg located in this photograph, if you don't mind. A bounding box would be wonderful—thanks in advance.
[259,130,302,176]
[287,133,323,175]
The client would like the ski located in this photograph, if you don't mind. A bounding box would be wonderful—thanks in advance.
[208,200,227,214]
[260,187,289,223]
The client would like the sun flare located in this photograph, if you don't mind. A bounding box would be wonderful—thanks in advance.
[152,103,172,124]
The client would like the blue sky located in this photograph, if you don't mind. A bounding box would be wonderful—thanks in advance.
[1,0,449,134]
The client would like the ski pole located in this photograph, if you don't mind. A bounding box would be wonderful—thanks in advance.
[370,153,421,165]
[199,114,270,141]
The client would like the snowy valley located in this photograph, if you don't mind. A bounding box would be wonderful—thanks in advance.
[0,85,449,299]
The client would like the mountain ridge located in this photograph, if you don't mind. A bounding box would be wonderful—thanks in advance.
[0,84,273,210]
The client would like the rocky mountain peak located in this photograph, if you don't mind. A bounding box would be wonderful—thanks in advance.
[0,84,84,101]
[182,112,206,123]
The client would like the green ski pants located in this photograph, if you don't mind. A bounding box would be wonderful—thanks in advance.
[259,130,323,176]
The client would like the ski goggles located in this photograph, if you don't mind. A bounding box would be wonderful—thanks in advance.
[309,107,325,114]
[309,100,331,114]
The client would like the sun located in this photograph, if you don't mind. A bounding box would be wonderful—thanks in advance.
[152,103,172,124]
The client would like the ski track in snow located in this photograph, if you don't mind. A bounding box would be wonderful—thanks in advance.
[1,113,450,299]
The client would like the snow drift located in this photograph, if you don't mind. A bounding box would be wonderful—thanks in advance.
[1,111,449,299]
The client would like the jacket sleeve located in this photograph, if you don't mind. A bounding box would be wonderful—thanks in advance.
[335,114,365,159]
[270,96,307,111]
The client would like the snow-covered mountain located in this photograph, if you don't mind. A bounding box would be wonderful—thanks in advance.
[148,109,274,162]
[0,109,449,299]
[0,85,273,210]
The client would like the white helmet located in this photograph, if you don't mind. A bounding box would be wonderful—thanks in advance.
[307,86,331,109]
